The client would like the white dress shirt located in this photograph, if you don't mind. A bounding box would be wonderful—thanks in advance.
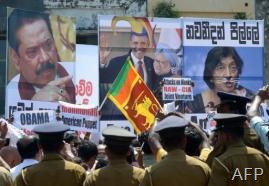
[11,159,38,180]
[131,52,148,84]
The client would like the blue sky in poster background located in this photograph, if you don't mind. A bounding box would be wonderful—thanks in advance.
[183,46,264,95]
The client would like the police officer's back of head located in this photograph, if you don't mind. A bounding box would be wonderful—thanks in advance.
[217,91,251,115]
[213,113,247,141]
[216,92,265,150]
[154,115,188,152]
[102,126,136,159]
[33,123,69,154]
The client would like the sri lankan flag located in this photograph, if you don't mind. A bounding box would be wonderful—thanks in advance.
[107,59,162,134]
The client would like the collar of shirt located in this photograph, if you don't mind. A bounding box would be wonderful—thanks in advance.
[130,52,148,83]
[42,153,64,162]
[22,159,39,165]
[225,140,245,149]
[108,158,128,166]
[131,52,144,68]
[166,149,186,159]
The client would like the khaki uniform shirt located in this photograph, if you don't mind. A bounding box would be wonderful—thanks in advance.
[208,141,269,186]
[14,153,86,186]
[0,166,13,186]
[207,128,265,167]
[140,149,211,186]
[83,159,145,186]
[243,127,264,152]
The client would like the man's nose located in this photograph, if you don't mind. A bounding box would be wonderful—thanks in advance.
[39,47,50,62]
[137,42,144,48]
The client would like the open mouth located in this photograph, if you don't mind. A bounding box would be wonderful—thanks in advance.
[224,81,234,88]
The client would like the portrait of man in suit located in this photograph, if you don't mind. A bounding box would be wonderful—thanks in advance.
[100,16,156,90]
[99,16,157,119]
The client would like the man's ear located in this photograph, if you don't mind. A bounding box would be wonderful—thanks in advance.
[9,47,21,71]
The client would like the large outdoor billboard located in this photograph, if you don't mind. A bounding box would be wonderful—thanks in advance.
[183,18,264,113]
[6,8,76,118]
[99,15,183,120]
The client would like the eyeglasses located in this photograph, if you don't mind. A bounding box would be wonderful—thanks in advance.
[154,59,169,65]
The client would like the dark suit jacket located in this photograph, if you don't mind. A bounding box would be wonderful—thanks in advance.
[100,53,156,90]
[99,52,156,120]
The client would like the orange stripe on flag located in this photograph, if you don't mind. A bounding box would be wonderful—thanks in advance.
[114,66,137,105]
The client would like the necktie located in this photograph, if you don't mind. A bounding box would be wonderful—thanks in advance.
[137,61,144,80]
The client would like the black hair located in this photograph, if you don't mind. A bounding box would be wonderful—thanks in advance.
[106,143,130,156]
[203,47,243,89]
[221,126,245,139]
[126,147,136,164]
[77,140,98,162]
[95,158,108,169]
[16,136,39,159]
[185,126,203,156]
[63,133,76,144]
[38,133,64,153]
[158,127,186,151]
[8,8,53,53]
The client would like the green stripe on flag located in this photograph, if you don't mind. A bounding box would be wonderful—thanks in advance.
[108,59,131,96]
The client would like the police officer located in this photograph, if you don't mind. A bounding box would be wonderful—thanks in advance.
[206,92,264,167]
[217,91,263,150]
[14,123,86,186]
[140,115,211,186]
[83,126,145,186]
[208,113,269,186]
[0,166,12,186]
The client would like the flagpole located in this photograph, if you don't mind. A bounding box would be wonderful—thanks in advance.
[98,94,108,112]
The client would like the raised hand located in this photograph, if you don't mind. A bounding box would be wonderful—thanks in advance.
[99,33,111,66]
[32,75,72,102]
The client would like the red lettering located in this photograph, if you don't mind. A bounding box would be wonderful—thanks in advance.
[182,87,191,92]
[164,86,177,92]
[61,105,98,116]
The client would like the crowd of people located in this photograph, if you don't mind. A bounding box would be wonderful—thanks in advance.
[0,84,269,186]
[1,9,269,186]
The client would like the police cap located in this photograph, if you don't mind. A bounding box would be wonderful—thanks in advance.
[217,91,252,114]
[33,123,70,141]
[213,113,247,131]
[102,126,136,146]
[154,115,188,133]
